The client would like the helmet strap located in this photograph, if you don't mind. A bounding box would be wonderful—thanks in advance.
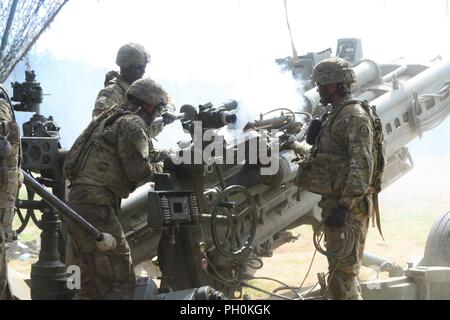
[336,82,352,97]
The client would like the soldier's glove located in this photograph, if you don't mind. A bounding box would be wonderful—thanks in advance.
[324,204,348,228]
[287,135,297,147]
[151,161,164,174]
[162,112,178,125]
[104,70,119,87]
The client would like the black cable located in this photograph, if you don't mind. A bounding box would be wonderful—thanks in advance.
[204,255,243,286]
[297,246,320,292]
[248,276,303,300]
[242,282,296,300]
[313,219,356,259]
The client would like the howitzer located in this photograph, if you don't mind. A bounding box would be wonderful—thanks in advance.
[120,55,450,298]
[10,41,450,299]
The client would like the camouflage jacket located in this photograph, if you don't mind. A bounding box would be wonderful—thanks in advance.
[0,98,22,204]
[92,76,130,118]
[71,113,163,201]
[93,74,166,138]
[297,100,375,208]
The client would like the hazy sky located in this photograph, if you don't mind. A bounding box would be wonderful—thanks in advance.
[7,0,450,156]
[37,0,450,80]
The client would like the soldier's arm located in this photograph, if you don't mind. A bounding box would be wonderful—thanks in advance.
[147,139,171,163]
[0,99,16,142]
[92,87,117,118]
[340,114,374,209]
[117,118,164,184]
[0,99,13,123]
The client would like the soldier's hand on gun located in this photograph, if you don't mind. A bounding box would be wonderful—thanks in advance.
[324,204,348,228]
[151,161,165,174]
[162,112,178,125]
[288,136,311,157]
[287,135,298,148]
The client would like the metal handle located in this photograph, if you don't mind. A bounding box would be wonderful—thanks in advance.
[22,170,116,251]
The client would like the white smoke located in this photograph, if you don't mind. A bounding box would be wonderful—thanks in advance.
[230,60,306,129]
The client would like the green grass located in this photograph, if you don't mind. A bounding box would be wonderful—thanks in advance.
[13,186,42,243]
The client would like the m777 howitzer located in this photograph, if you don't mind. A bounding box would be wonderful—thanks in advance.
[10,53,450,300]
[119,57,450,299]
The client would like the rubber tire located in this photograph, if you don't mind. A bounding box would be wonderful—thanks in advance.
[422,211,450,267]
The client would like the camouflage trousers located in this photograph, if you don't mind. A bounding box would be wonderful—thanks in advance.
[67,190,135,300]
[0,206,15,300]
[319,195,370,300]
[0,243,10,300]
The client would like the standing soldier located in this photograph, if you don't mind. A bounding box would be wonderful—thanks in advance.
[94,43,174,144]
[64,78,169,299]
[0,86,22,300]
[93,42,150,118]
[296,58,385,300]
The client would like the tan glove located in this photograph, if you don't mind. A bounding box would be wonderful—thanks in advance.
[290,139,311,157]
[151,161,164,174]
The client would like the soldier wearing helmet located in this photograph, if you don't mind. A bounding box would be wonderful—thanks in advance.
[93,43,174,142]
[296,57,384,299]
[92,43,150,118]
[65,78,169,299]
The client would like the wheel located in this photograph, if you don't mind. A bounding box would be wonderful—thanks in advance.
[210,185,258,259]
[422,211,450,267]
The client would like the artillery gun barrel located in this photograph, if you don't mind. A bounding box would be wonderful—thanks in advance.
[22,170,116,250]
[375,59,450,157]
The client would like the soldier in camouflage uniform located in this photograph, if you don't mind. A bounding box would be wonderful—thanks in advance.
[94,43,173,140]
[0,86,22,300]
[297,58,384,300]
[92,43,150,118]
[65,78,169,299]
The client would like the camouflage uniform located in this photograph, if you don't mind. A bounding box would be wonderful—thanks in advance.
[92,42,167,137]
[92,76,130,118]
[320,101,373,298]
[0,93,22,300]
[93,75,167,139]
[66,78,167,299]
[297,58,381,300]
[92,42,149,119]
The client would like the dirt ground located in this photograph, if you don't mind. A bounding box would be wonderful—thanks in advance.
[8,155,450,299]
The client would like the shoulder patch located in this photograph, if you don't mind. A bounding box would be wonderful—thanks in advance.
[359,125,370,137]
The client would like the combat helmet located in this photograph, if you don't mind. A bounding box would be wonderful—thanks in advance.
[312,57,356,86]
[126,78,168,107]
[116,43,150,68]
